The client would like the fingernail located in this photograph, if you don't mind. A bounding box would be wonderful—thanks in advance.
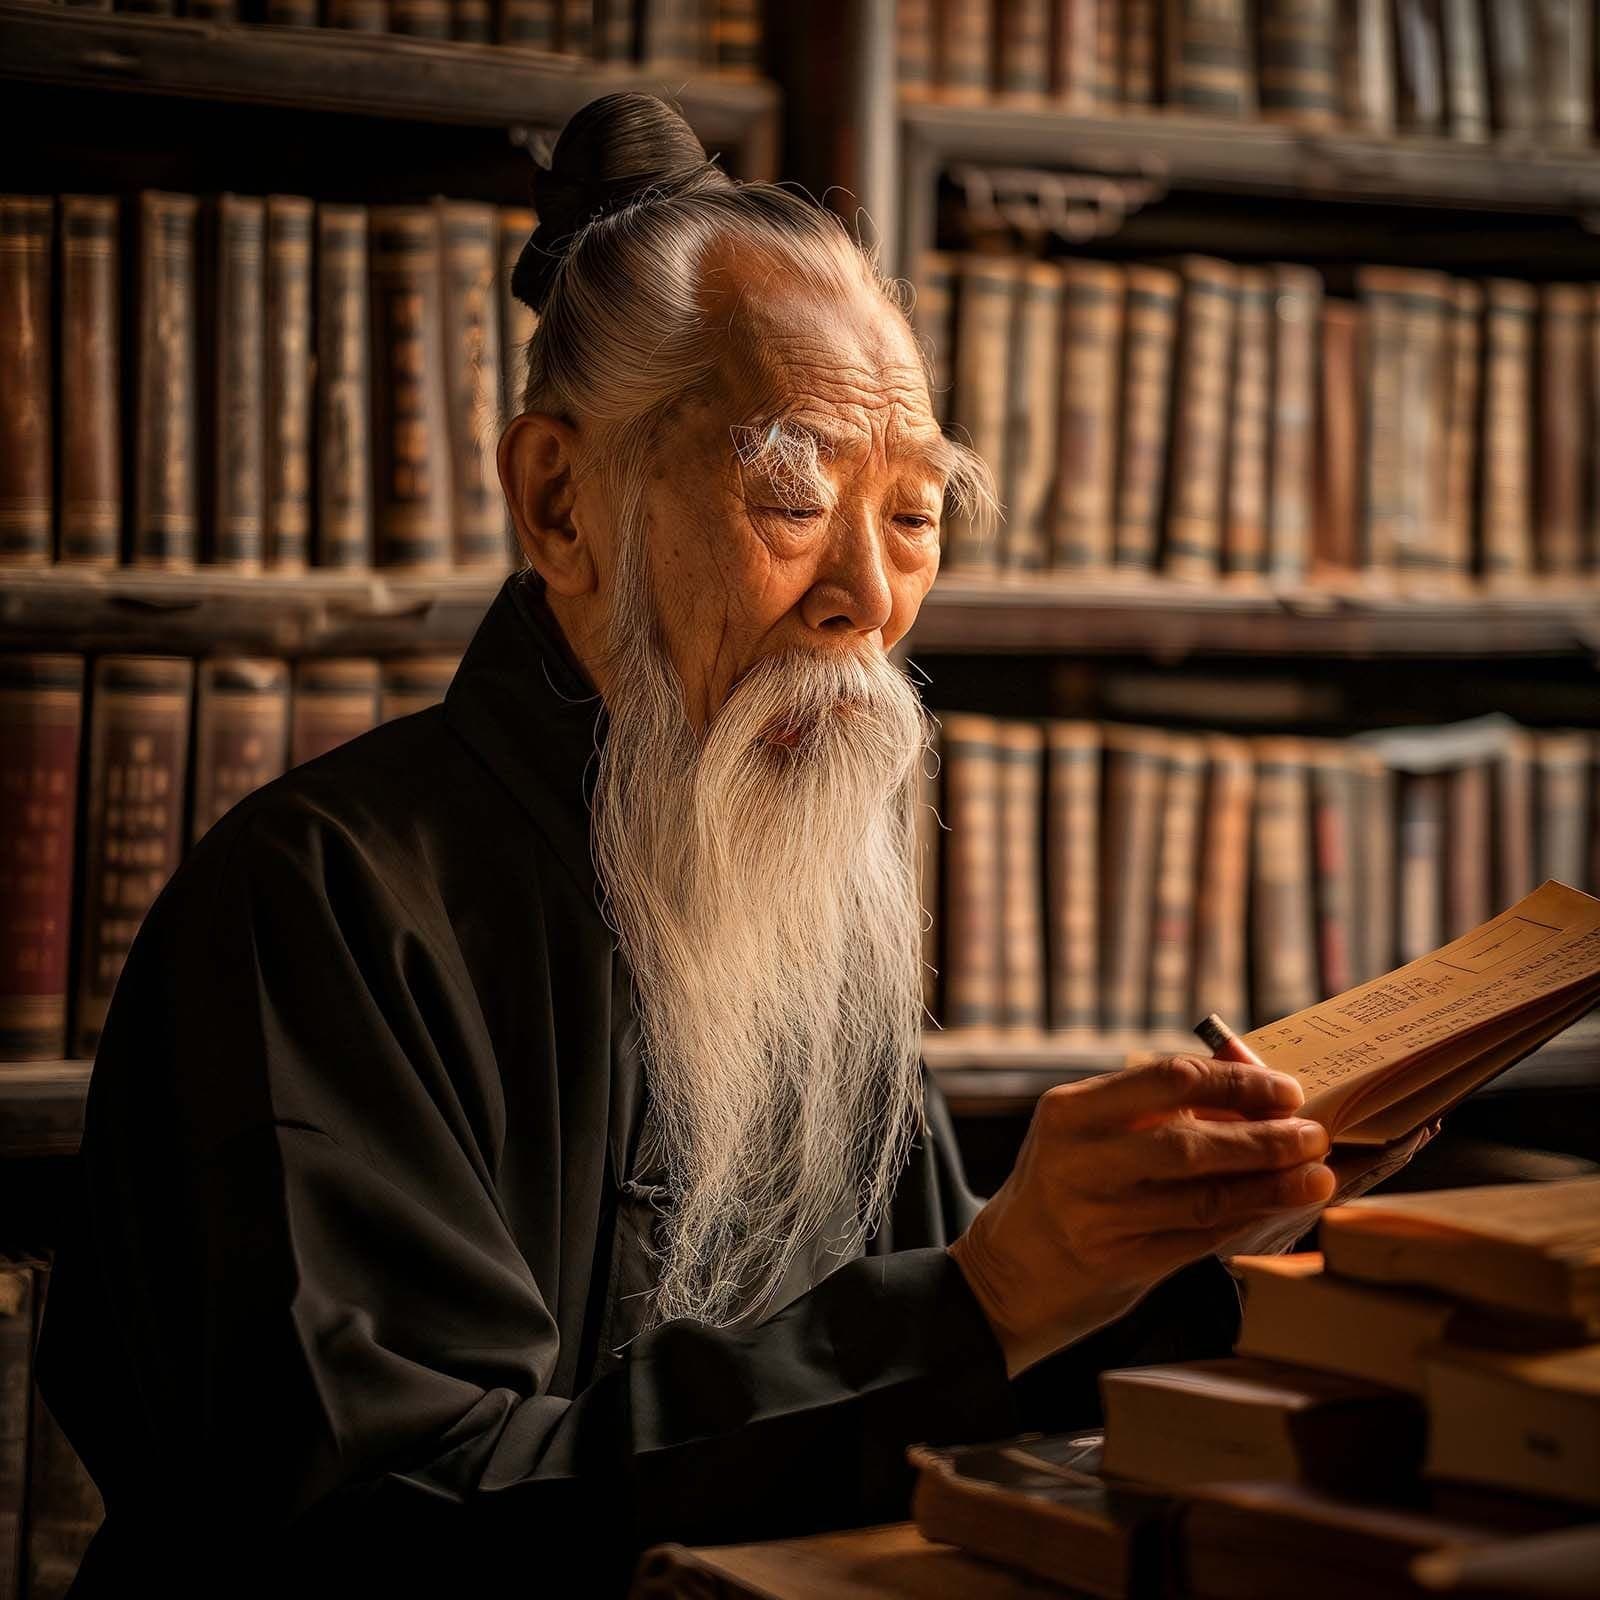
[1268,1071,1303,1103]
[1297,1163,1334,1203]
[1296,1120,1329,1157]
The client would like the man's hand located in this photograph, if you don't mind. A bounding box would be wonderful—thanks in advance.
[947,1055,1334,1379]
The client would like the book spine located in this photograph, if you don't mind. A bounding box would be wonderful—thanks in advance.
[133,192,200,569]
[1480,279,1537,582]
[1350,749,1394,981]
[1147,735,1206,1035]
[1308,744,1357,1000]
[1164,256,1237,581]
[23,1262,103,1600]
[940,712,1004,1030]
[913,251,957,430]
[74,656,194,1057]
[1533,730,1589,888]
[1258,0,1340,127]
[1484,0,1537,135]
[934,0,994,101]
[1534,0,1592,144]
[1092,0,1121,103]
[594,0,636,62]
[1045,721,1099,1031]
[438,201,506,571]
[1163,0,1253,116]
[898,0,936,94]
[558,0,594,54]
[499,207,537,425]
[1537,285,1587,577]
[1313,299,1360,576]
[1266,264,1322,586]
[377,655,461,721]
[1002,262,1062,573]
[370,207,452,572]
[289,658,382,767]
[946,255,1018,572]
[326,0,388,28]
[0,656,84,1062]
[712,0,761,73]
[1250,738,1318,1023]
[1396,771,1445,963]
[390,0,451,32]
[1050,0,1099,108]
[1100,727,1167,1034]
[58,197,121,567]
[1222,267,1272,579]
[1121,0,1158,104]
[1393,0,1446,132]
[264,196,313,573]
[917,727,941,1019]
[1439,0,1488,139]
[1444,759,1492,939]
[1392,269,1453,579]
[499,0,557,43]
[188,0,240,18]
[1440,281,1482,582]
[315,204,374,570]
[1358,268,1405,577]
[1192,734,1254,1026]
[1493,731,1537,907]
[1340,0,1396,132]
[1051,260,1124,571]
[997,0,1051,98]
[0,196,54,567]
[996,721,1046,1032]
[212,194,266,571]
[452,0,493,38]
[191,659,291,846]
[0,1265,34,1600]
[1113,265,1180,570]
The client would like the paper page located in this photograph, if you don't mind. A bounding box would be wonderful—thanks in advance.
[1240,881,1600,1128]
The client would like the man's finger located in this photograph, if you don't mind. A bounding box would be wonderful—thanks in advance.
[1107,1159,1335,1234]
[1046,1054,1303,1135]
[1086,1116,1330,1188]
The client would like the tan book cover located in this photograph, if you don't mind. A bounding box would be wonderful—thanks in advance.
[941,712,1005,1030]
[1051,260,1124,571]
[912,251,957,430]
[1258,0,1339,127]
[995,0,1051,100]
[1480,279,1537,583]
[1147,735,1206,1034]
[1113,266,1180,571]
[191,659,291,846]
[1440,280,1482,582]
[1192,735,1254,1028]
[1445,761,1493,939]
[1537,286,1588,576]
[933,0,993,102]
[1267,264,1322,585]
[211,194,266,571]
[263,195,314,573]
[0,196,52,567]
[1250,737,1319,1026]
[1242,882,1600,1144]
[1313,299,1360,578]
[1046,722,1100,1032]
[1002,263,1063,573]
[1100,726,1168,1034]
[947,255,1018,571]
[1321,1175,1600,1331]
[1221,268,1272,580]
[996,721,1046,1032]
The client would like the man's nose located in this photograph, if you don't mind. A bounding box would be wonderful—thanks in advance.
[799,509,894,637]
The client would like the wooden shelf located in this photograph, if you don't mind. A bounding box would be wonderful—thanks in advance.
[909,573,1600,658]
[10,567,1600,661]
[924,1016,1600,1117]
[0,5,779,175]
[14,1021,1593,1151]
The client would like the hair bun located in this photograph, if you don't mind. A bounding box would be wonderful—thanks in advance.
[511,92,734,315]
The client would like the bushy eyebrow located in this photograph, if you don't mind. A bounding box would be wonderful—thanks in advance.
[727,417,954,496]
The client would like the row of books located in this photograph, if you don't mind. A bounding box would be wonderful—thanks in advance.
[914,1176,1600,1597]
[0,650,462,1063]
[898,0,1600,147]
[0,1257,100,1600]
[916,250,1600,585]
[922,712,1600,1036]
[28,0,763,73]
[0,191,537,575]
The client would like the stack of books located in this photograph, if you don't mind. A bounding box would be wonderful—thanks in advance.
[912,1174,1600,1597]
[897,0,1599,147]
[914,250,1600,588]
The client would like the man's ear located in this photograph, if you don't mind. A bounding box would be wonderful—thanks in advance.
[498,412,596,598]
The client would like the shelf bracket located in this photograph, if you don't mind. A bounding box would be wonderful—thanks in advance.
[948,161,1168,245]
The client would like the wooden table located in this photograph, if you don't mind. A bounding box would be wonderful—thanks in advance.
[628,1521,1080,1598]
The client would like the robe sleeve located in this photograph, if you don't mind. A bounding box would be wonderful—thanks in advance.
[62,807,1023,1597]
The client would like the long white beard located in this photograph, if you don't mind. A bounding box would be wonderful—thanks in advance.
[587,523,933,1332]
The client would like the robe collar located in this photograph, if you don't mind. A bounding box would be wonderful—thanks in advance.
[442,568,609,912]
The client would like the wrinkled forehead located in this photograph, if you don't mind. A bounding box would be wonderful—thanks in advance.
[689,242,940,466]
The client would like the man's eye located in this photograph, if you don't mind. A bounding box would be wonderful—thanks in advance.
[896,514,935,532]
[765,506,824,522]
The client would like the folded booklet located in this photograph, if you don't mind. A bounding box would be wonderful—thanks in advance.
[1235,880,1600,1145]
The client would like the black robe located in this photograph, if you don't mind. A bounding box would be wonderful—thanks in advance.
[38,570,1240,1597]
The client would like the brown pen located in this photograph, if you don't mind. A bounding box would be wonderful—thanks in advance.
[1193,1011,1271,1071]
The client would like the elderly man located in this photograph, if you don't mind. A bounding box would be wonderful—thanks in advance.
[39,92,1345,1597]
